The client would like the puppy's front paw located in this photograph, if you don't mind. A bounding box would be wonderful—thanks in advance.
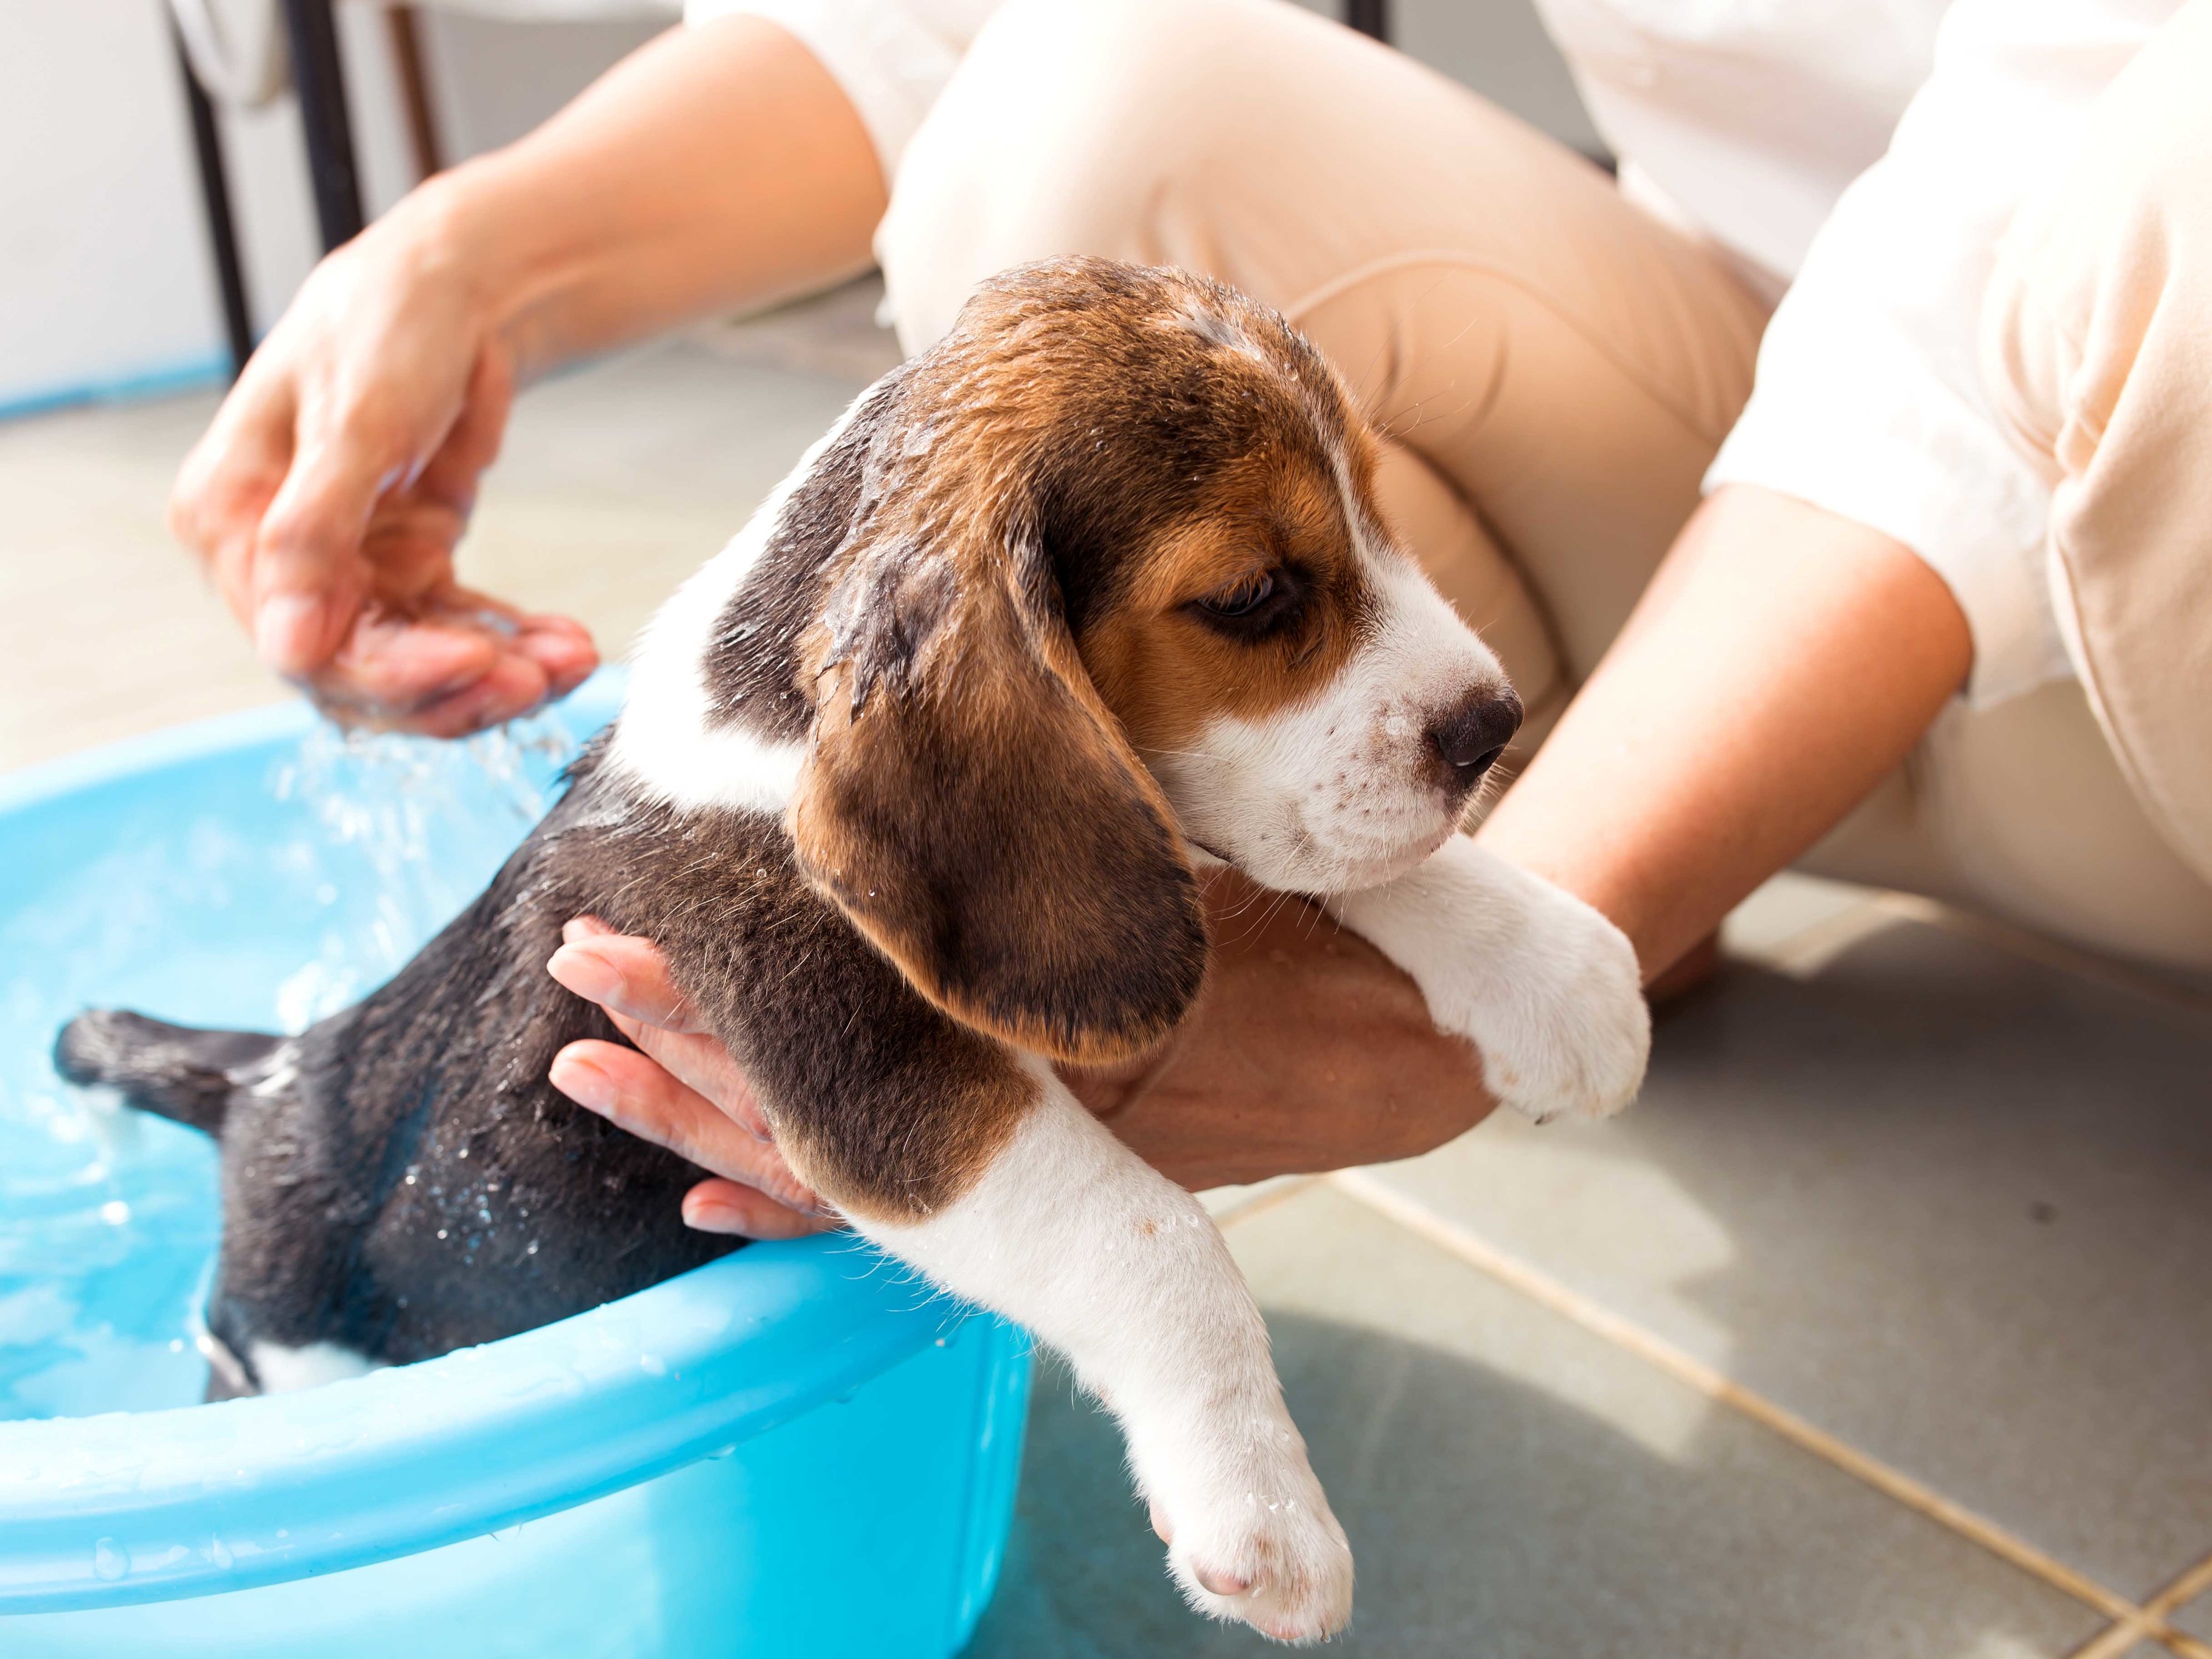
[1331,841,1649,1124]
[1150,1431,1353,1644]
[1461,884,1649,1124]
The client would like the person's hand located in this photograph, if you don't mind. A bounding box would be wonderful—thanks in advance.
[543,870,1499,1237]
[169,190,597,737]
[545,917,836,1239]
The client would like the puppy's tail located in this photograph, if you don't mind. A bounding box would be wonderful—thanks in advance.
[53,1010,282,1137]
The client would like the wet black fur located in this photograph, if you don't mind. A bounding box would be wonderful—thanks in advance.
[55,747,1020,1377]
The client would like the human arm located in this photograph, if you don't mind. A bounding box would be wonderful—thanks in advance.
[546,482,1972,1232]
[169,15,887,734]
[1478,484,1972,976]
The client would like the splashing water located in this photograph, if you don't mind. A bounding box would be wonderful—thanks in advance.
[0,709,581,1420]
[268,714,578,1029]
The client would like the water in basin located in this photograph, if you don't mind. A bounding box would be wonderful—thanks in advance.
[0,713,578,1420]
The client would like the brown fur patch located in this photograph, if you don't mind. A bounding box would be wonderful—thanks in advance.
[1081,448,1379,757]
[790,537,1208,1068]
[769,260,1391,1064]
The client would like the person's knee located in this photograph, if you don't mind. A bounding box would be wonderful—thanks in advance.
[878,0,1261,350]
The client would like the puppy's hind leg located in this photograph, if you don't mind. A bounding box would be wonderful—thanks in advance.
[835,1065,1352,1644]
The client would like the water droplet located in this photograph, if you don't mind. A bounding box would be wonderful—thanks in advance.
[436,1229,448,1240]
[639,1354,667,1377]
[99,1200,130,1225]
[526,1241,539,1256]
[93,1538,128,1581]
[207,1536,234,1570]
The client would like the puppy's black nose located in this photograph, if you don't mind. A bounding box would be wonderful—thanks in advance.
[1429,689,1523,780]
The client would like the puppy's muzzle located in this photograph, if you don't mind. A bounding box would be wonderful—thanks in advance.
[1428,688,1523,791]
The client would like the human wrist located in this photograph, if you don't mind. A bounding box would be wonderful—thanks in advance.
[382,160,589,381]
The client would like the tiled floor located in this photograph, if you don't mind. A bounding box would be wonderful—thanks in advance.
[966,888,2212,1658]
[963,942,2212,1654]
[6,296,2208,1658]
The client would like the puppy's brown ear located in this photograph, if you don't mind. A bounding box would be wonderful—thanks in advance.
[790,532,1207,1066]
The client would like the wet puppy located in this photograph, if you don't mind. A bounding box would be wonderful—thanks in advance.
[58,259,1648,1642]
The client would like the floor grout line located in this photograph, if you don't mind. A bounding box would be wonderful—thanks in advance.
[1208,1174,1326,1232]
[1725,880,2212,1020]
[2066,1551,2212,1659]
[1873,894,2212,1021]
[1744,897,1910,981]
[1326,1168,2165,1632]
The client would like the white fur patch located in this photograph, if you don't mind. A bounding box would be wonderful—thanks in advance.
[606,386,883,813]
[247,1339,383,1394]
[247,1042,298,1099]
[1328,835,1650,1122]
[860,1065,1353,1642]
[1155,555,1508,894]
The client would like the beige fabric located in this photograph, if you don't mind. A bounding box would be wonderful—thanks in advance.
[875,0,2212,972]
[1981,0,2212,897]
[1802,687,2212,972]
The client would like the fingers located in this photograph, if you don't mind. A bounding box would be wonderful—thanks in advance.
[683,1179,832,1241]
[250,420,400,676]
[547,921,776,1144]
[605,1018,776,1141]
[549,1039,826,1223]
[514,613,599,700]
[173,369,301,626]
[547,923,824,1240]
[302,600,598,737]
[546,920,709,1034]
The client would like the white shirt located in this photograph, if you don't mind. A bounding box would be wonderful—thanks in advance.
[688,0,2180,705]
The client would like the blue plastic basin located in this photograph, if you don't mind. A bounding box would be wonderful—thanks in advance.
[0,676,1029,1656]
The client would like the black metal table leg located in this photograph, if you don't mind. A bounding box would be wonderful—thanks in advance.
[281,0,366,251]
[174,21,256,378]
[1345,0,1389,41]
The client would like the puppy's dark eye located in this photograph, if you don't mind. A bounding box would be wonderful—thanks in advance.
[1186,565,1305,641]
[1195,571,1277,619]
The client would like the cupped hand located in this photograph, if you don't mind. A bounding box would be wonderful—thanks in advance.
[170,195,597,736]
[543,871,1499,1238]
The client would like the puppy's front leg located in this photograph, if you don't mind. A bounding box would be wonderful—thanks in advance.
[1328,835,1650,1123]
[852,1068,1352,1644]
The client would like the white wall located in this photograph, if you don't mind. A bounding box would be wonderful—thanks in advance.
[0,1,431,413]
[0,4,226,411]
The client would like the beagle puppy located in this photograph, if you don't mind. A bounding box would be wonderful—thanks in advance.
[58,260,1647,1643]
